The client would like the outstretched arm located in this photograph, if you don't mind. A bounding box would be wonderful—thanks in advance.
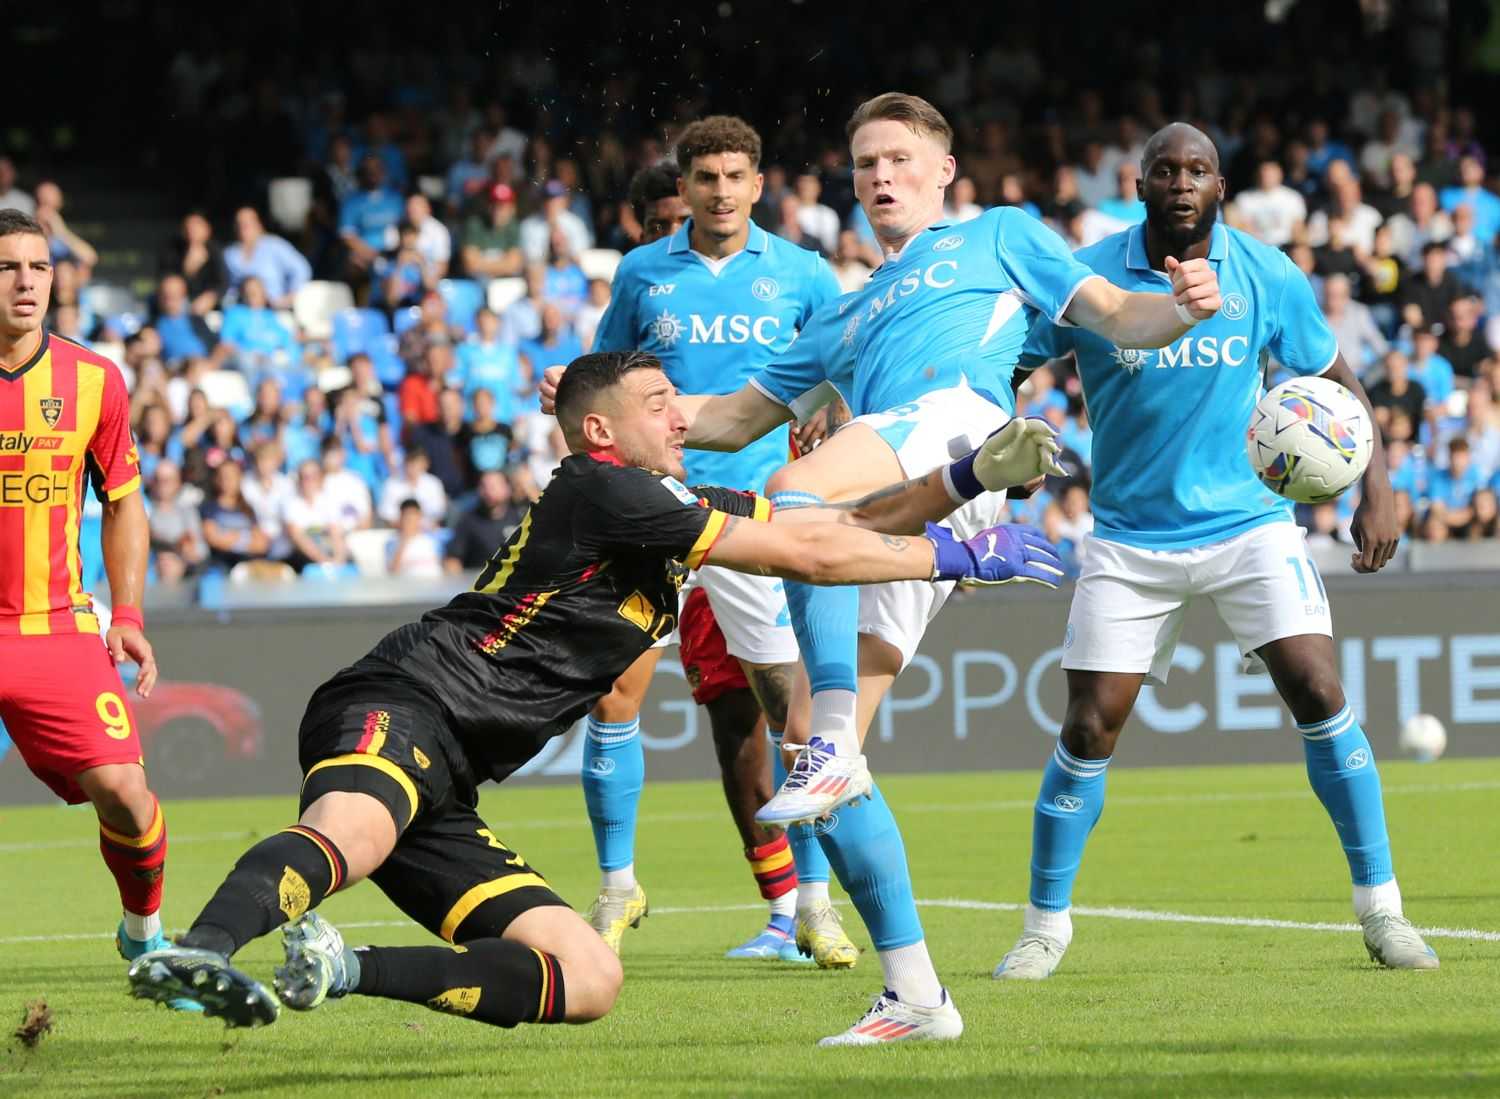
[1064,256,1221,348]
[706,513,1064,589]
[769,418,1065,535]
[677,385,794,452]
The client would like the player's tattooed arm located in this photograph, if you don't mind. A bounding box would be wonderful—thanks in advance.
[705,509,937,585]
[770,468,958,536]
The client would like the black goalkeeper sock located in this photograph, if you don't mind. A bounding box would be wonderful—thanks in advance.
[180,826,348,957]
[353,938,566,1027]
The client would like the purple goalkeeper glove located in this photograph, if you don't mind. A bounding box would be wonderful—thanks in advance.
[923,522,1066,587]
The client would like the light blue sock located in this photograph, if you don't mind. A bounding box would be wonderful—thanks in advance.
[1029,741,1111,911]
[581,716,643,873]
[1299,704,1393,886]
[769,491,859,698]
[769,727,830,885]
[816,783,923,950]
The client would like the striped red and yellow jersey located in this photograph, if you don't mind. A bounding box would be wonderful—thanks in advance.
[0,332,140,636]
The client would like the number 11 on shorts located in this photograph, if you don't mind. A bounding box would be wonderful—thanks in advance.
[1285,555,1327,615]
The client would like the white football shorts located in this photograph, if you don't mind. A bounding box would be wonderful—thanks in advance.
[1061,520,1334,685]
[852,381,1011,669]
[690,565,799,665]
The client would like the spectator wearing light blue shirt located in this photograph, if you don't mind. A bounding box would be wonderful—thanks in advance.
[340,156,404,279]
[1440,156,1500,245]
[453,309,522,423]
[216,276,299,373]
[1427,436,1483,537]
[224,206,312,309]
[1409,326,1456,410]
[518,302,581,384]
[1095,161,1146,224]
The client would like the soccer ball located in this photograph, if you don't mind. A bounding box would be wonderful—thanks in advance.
[1246,376,1373,504]
[1398,713,1448,762]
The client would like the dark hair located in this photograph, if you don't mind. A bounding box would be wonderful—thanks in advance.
[554,350,661,435]
[0,208,45,240]
[399,497,422,512]
[845,92,953,152]
[675,115,762,172]
[628,161,682,223]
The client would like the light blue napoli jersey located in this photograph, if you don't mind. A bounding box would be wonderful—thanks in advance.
[594,220,840,491]
[1020,222,1339,550]
[751,207,1098,419]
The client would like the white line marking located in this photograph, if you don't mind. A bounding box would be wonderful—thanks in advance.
[4,780,1495,854]
[5,900,1496,948]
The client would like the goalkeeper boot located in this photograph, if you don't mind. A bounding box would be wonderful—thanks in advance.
[796,901,859,969]
[992,931,1068,980]
[587,882,648,955]
[116,922,203,1014]
[127,946,279,1027]
[1361,911,1439,970]
[275,911,361,1010]
[817,987,963,1047]
[754,738,872,827]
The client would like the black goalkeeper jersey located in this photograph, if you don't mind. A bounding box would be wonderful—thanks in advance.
[313,453,769,783]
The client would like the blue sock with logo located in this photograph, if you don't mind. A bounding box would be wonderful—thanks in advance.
[1029,741,1111,912]
[769,727,830,887]
[581,716,644,876]
[1298,705,1393,886]
[769,492,859,703]
[815,783,923,950]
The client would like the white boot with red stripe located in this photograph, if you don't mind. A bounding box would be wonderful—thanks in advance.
[817,987,964,1047]
[754,738,873,827]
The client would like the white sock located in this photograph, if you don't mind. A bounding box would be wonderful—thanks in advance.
[1023,902,1074,947]
[601,864,636,890]
[1353,878,1403,919]
[769,890,797,919]
[879,940,944,1008]
[796,880,830,915]
[809,689,860,756]
[123,910,161,942]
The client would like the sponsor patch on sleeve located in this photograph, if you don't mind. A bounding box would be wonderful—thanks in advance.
[660,476,699,506]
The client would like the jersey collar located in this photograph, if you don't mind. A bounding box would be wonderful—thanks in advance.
[0,329,50,381]
[586,449,626,467]
[1125,221,1229,273]
[666,218,769,256]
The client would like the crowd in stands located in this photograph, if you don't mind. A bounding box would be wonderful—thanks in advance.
[9,32,1500,595]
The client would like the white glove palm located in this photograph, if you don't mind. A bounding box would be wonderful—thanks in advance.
[973,417,1066,491]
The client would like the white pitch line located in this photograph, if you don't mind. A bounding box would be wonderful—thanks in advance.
[3,900,1496,948]
[3,779,1496,855]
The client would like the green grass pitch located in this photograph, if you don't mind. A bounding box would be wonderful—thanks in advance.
[2,759,1497,1098]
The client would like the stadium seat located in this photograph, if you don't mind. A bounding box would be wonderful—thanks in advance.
[292,281,355,341]
[579,248,623,283]
[268,177,313,234]
[346,528,397,577]
[316,365,354,393]
[486,276,527,313]
[227,560,297,585]
[438,278,485,333]
[392,305,423,335]
[332,307,393,364]
[370,334,406,387]
[81,283,142,324]
[198,370,254,418]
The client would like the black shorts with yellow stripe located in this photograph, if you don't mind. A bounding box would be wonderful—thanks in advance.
[297,678,569,942]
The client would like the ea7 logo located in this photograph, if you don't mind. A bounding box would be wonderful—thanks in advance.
[590,757,616,776]
[1053,794,1084,813]
[1344,748,1370,770]
[648,283,676,296]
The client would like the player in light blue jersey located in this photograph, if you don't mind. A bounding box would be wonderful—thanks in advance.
[993,123,1436,983]
[577,120,860,969]
[651,93,1221,1047]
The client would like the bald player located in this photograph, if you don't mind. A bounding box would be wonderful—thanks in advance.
[995,123,1436,981]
